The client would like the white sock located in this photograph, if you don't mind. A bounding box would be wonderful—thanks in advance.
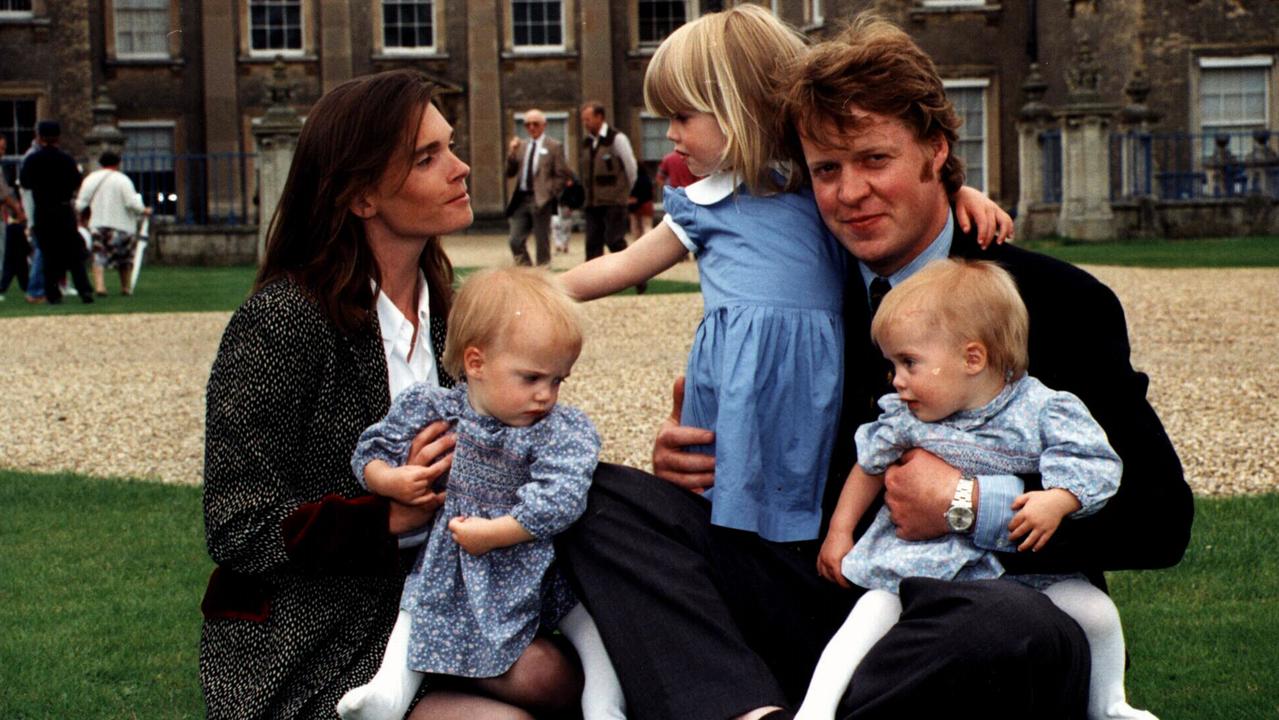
[795,589,902,720]
[336,609,425,720]
[1041,579,1158,720]
[559,603,627,719]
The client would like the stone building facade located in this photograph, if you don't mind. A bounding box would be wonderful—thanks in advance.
[2,0,1277,229]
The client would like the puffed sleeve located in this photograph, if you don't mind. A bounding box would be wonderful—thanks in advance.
[1037,390,1122,517]
[351,383,458,486]
[660,187,705,254]
[511,405,601,539]
[853,394,913,475]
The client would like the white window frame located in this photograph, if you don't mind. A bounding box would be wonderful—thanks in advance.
[1197,55,1272,158]
[514,110,569,148]
[510,0,566,54]
[247,0,305,58]
[380,0,439,56]
[113,0,171,60]
[0,0,34,19]
[944,78,989,193]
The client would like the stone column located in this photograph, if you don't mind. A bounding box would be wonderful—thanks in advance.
[83,87,127,172]
[579,3,614,119]
[467,0,504,217]
[1055,40,1117,241]
[1016,64,1054,222]
[252,59,303,262]
[319,0,354,94]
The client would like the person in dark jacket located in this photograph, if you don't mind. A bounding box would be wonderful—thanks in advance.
[18,120,93,304]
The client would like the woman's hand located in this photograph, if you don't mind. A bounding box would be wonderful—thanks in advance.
[384,420,455,535]
[389,498,442,535]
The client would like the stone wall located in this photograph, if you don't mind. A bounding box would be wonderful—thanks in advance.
[149,225,258,266]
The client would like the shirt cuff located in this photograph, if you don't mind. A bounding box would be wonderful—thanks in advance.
[972,474,1022,552]
[397,526,430,549]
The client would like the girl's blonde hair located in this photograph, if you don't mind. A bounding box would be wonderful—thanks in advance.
[871,259,1029,379]
[643,5,807,195]
[442,267,584,379]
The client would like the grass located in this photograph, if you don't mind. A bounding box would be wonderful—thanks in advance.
[0,265,700,319]
[0,469,1275,718]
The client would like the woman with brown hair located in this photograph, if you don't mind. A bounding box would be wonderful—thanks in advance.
[200,69,581,720]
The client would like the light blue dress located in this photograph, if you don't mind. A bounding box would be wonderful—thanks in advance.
[351,382,600,678]
[841,375,1122,593]
[664,171,847,542]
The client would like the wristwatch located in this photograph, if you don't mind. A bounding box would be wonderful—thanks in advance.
[945,475,976,533]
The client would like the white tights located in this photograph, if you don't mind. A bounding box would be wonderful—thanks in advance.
[335,604,627,720]
[795,581,1159,720]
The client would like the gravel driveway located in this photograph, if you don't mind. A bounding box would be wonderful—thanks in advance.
[0,234,1274,497]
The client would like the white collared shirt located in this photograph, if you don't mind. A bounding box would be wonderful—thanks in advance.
[375,272,440,400]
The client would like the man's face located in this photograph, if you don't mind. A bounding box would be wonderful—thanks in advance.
[524,115,546,141]
[580,108,604,136]
[800,110,951,277]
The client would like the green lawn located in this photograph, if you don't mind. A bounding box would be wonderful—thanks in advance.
[0,265,699,319]
[0,469,1275,718]
[1020,234,1279,267]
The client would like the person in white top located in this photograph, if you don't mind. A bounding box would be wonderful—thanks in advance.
[75,151,150,296]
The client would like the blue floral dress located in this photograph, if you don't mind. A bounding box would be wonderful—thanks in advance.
[663,171,848,542]
[842,375,1122,593]
[351,382,600,677]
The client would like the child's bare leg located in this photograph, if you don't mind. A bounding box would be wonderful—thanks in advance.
[559,603,626,718]
[795,589,902,720]
[336,609,424,720]
[1041,579,1158,720]
[471,636,583,716]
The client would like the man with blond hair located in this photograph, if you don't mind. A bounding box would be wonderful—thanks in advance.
[562,14,1190,720]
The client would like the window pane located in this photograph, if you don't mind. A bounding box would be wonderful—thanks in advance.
[512,0,562,48]
[115,0,169,56]
[639,0,686,44]
[948,86,985,191]
[0,0,34,12]
[250,0,302,51]
[383,1,435,49]
[641,116,671,161]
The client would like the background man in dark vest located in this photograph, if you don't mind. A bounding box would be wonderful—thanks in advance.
[579,101,645,293]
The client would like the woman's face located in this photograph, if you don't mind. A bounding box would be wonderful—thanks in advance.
[358,103,473,244]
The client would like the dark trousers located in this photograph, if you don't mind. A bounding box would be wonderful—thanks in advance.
[558,463,1090,720]
[1,223,29,294]
[583,204,628,261]
[39,228,93,304]
[507,192,554,266]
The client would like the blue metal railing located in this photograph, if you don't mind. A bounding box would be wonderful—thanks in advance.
[124,152,258,226]
[1040,129,1062,203]
[1110,130,1279,201]
[2,152,258,227]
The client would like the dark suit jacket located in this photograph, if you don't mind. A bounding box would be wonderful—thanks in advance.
[829,213,1193,578]
[201,278,452,719]
[505,135,571,212]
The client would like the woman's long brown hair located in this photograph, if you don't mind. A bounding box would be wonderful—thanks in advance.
[255,69,454,336]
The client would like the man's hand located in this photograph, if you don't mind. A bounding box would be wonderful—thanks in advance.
[883,448,961,540]
[816,529,853,588]
[508,136,522,154]
[1009,488,1080,552]
[651,376,715,492]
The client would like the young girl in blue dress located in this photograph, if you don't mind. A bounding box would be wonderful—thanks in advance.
[337,267,623,720]
[559,5,1010,544]
[798,259,1155,720]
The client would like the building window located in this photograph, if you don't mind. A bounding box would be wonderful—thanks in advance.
[383,0,436,53]
[122,123,176,216]
[514,110,569,148]
[945,79,988,192]
[0,0,33,15]
[249,0,302,54]
[512,0,563,50]
[0,99,37,158]
[1199,57,1271,159]
[638,0,687,45]
[639,114,671,162]
[114,0,170,58]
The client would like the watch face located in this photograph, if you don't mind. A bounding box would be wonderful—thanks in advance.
[946,506,975,532]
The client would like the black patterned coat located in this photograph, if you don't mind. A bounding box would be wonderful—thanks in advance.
[200,277,451,719]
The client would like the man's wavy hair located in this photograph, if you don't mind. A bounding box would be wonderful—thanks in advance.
[780,13,965,195]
